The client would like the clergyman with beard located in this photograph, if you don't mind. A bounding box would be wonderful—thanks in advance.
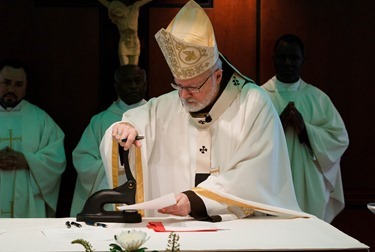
[0,58,66,218]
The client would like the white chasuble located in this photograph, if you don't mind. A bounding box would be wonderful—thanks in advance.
[195,128,211,174]
[101,72,307,220]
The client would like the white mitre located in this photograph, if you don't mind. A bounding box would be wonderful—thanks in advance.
[155,0,219,80]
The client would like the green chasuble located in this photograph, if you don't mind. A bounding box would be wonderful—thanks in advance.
[262,77,349,223]
[0,100,66,218]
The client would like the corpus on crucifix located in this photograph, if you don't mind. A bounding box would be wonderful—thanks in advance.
[98,0,153,65]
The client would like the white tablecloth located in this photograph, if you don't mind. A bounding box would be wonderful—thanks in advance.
[0,216,369,251]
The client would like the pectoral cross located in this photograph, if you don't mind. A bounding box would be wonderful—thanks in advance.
[0,129,22,148]
[0,201,14,217]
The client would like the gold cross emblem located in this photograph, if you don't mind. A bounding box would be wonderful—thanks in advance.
[0,129,22,148]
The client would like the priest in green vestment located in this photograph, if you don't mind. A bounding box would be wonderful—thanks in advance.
[0,59,66,218]
[262,34,349,223]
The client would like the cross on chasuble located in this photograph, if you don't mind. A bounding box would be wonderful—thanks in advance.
[195,127,211,185]
[0,128,21,217]
[0,129,22,148]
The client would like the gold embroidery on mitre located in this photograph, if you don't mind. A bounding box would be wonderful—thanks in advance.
[155,29,217,80]
[182,49,198,62]
[154,0,219,80]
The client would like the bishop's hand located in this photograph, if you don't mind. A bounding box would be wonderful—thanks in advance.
[112,122,142,150]
[158,193,191,217]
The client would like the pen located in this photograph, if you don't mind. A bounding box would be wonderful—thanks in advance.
[121,135,144,142]
[86,221,108,228]
[65,221,71,229]
[70,221,82,228]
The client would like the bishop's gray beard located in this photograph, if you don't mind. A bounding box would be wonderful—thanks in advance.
[181,82,219,112]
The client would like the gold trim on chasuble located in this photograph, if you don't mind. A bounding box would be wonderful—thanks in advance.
[135,147,144,217]
[193,187,309,218]
[193,187,260,216]
[111,140,120,188]
[111,140,145,216]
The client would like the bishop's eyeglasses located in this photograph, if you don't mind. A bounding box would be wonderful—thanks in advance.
[170,71,215,93]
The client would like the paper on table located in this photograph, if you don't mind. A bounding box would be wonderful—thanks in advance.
[117,193,176,211]
[0,229,6,235]
[147,221,220,232]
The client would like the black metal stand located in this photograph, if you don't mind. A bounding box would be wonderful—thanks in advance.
[76,149,142,223]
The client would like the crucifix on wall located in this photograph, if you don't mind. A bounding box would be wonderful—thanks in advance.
[97,0,154,66]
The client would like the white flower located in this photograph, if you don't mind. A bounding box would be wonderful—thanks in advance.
[115,229,150,251]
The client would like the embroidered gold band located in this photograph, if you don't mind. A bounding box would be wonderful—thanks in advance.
[192,187,272,215]
[135,147,144,217]
[111,140,120,211]
[111,139,119,188]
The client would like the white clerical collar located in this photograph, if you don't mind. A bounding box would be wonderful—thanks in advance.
[276,78,301,91]
[0,101,22,112]
[116,98,147,111]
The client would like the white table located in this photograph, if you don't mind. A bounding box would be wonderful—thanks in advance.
[0,216,369,251]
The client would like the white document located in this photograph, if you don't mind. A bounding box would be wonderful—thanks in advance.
[147,220,221,232]
[117,193,176,211]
